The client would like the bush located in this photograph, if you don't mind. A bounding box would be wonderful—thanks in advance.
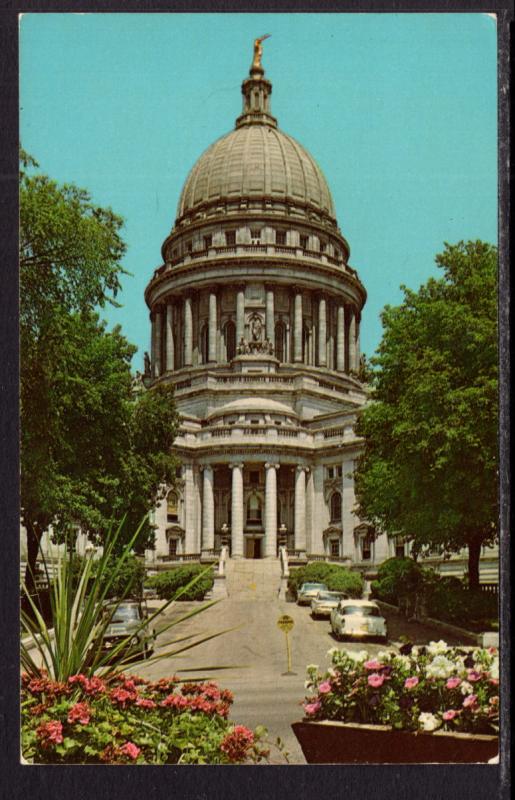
[426,579,498,632]
[371,557,425,604]
[288,563,363,599]
[147,564,214,601]
[21,672,277,764]
[94,555,146,599]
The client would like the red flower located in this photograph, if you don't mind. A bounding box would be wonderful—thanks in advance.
[119,742,141,760]
[67,701,91,725]
[36,720,63,748]
[29,702,50,717]
[135,697,157,709]
[220,725,255,762]
[110,687,137,707]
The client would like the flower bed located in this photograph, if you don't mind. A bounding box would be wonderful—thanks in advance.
[22,672,275,764]
[301,641,499,735]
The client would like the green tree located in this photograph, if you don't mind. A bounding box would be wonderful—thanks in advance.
[20,153,179,587]
[354,241,498,589]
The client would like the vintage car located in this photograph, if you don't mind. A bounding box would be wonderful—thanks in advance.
[297,582,328,606]
[310,590,347,619]
[330,599,388,642]
[101,600,156,660]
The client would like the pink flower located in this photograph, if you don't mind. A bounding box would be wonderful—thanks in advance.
[119,742,141,760]
[490,678,499,686]
[364,659,383,671]
[304,701,322,715]
[36,720,63,748]
[463,694,477,708]
[318,681,332,694]
[467,670,481,682]
[110,687,136,707]
[67,701,91,725]
[443,709,459,721]
[446,677,462,690]
[367,673,385,688]
[404,677,419,689]
[135,697,156,709]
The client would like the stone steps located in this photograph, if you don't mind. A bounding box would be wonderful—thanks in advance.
[225,558,282,600]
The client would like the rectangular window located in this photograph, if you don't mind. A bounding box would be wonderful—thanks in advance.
[319,240,327,252]
[361,536,372,561]
[331,540,340,557]
[250,228,261,243]
[249,470,260,485]
[276,230,286,245]
[225,230,236,245]
[336,466,343,477]
[185,240,192,253]
[169,538,178,558]
[300,235,308,250]
[395,541,405,558]
[203,234,212,250]
[327,467,334,479]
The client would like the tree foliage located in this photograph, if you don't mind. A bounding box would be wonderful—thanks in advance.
[354,241,498,588]
[20,153,179,585]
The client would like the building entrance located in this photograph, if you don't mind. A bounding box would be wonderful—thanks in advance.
[245,537,262,559]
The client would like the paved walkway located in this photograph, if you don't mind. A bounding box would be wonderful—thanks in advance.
[225,557,282,601]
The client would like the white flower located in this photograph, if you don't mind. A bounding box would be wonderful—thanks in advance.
[377,651,392,662]
[460,681,474,695]
[328,667,337,677]
[345,650,369,663]
[427,640,449,656]
[395,655,412,671]
[327,647,340,658]
[418,712,442,732]
[306,664,319,672]
[490,658,499,680]
[411,646,419,658]
[426,655,456,680]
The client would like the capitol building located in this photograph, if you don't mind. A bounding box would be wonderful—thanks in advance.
[143,41,397,569]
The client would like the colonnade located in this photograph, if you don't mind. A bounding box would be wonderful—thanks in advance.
[149,286,360,377]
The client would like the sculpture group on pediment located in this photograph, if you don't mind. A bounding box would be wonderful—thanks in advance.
[236,336,275,356]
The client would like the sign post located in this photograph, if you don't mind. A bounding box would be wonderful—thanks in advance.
[277,614,296,676]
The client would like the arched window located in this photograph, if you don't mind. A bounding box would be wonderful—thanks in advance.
[200,324,209,364]
[167,492,179,523]
[275,321,285,362]
[225,320,236,361]
[330,492,342,523]
[246,494,262,524]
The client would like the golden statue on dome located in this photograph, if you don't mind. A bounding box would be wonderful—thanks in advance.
[252,34,271,70]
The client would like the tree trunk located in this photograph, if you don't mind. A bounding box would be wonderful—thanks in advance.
[468,537,482,590]
[24,520,42,596]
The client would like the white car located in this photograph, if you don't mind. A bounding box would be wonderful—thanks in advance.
[297,582,328,606]
[330,599,388,642]
[310,591,347,619]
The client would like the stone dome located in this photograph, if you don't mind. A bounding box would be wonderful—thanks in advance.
[176,125,335,221]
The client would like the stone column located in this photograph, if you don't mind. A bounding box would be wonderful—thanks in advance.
[294,466,307,553]
[293,289,303,363]
[336,303,345,372]
[183,463,196,554]
[165,301,175,372]
[265,286,275,349]
[230,463,244,558]
[348,307,357,372]
[264,463,279,557]
[150,312,156,377]
[153,306,162,377]
[201,465,215,553]
[208,290,217,363]
[342,458,358,557]
[236,286,245,344]
[184,295,193,367]
[318,295,327,367]
[312,464,326,554]
[355,314,361,372]
[305,467,314,555]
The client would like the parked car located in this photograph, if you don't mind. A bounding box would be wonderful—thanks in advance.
[330,599,388,642]
[310,590,347,619]
[101,600,156,660]
[297,582,328,606]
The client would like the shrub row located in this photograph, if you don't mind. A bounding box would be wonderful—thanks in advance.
[287,562,363,599]
[371,557,498,631]
[146,564,214,601]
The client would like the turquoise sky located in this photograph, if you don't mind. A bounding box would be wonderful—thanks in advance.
[20,12,498,368]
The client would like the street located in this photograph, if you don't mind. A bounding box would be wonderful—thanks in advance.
[135,560,469,763]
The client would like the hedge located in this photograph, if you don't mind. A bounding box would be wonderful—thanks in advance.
[146,564,214,601]
[288,563,363,599]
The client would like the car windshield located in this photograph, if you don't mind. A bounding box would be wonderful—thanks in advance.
[302,583,327,591]
[316,592,341,601]
[108,606,140,623]
[341,605,380,617]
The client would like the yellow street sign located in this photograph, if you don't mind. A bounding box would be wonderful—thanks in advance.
[277,614,294,633]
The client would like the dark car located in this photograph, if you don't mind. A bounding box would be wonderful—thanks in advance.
[101,600,156,660]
